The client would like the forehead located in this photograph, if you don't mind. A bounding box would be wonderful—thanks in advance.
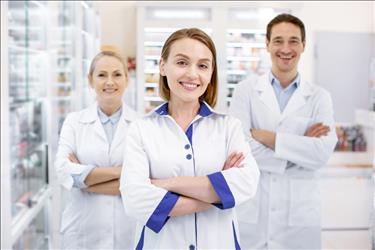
[94,56,124,71]
[169,38,213,60]
[270,22,302,39]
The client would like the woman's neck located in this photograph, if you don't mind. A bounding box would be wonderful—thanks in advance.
[168,98,200,131]
[98,101,122,116]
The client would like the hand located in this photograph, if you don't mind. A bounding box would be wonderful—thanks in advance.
[68,153,80,164]
[304,123,330,138]
[222,152,244,170]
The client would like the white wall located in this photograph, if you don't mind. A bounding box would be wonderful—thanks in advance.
[294,1,375,83]
[94,1,374,83]
[93,1,136,58]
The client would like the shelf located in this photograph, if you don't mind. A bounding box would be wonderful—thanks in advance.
[145,55,160,60]
[227,42,265,48]
[144,41,164,47]
[327,152,374,166]
[227,69,247,75]
[145,96,163,101]
[227,56,260,62]
[145,82,159,88]
[144,68,159,74]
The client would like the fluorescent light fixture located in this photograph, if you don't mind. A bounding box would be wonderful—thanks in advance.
[148,8,210,20]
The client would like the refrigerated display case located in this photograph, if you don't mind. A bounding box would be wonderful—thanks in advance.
[1,1,101,249]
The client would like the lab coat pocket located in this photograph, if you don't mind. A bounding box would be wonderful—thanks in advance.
[288,179,321,227]
[235,189,260,224]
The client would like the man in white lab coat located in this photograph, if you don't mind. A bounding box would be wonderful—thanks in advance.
[230,14,338,249]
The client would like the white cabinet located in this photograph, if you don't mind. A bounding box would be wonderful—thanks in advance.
[319,168,373,249]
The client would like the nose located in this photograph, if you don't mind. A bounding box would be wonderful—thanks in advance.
[186,65,198,79]
[280,42,292,54]
[105,76,115,86]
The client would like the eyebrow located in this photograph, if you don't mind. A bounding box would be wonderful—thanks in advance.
[272,36,301,41]
[174,53,212,63]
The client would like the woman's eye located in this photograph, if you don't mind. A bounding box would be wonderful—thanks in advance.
[115,73,122,77]
[98,74,105,77]
[177,61,187,66]
[199,64,208,69]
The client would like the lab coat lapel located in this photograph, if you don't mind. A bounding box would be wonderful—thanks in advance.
[79,103,107,143]
[110,104,137,152]
[255,74,282,119]
[280,80,313,120]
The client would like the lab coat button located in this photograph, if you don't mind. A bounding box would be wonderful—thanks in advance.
[186,154,192,160]
[189,244,195,250]
[184,144,190,150]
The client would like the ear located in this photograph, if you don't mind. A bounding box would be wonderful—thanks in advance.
[159,58,166,76]
[266,39,270,52]
[302,41,306,53]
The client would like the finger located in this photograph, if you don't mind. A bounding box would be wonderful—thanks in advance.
[312,127,330,137]
[223,152,237,169]
[232,154,245,167]
[226,153,242,168]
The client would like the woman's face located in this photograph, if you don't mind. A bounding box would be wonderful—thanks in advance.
[89,56,128,105]
[159,38,213,104]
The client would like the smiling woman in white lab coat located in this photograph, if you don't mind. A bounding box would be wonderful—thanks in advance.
[120,28,260,250]
[55,51,136,249]
[230,14,338,249]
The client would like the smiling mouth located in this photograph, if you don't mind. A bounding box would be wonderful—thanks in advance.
[103,89,117,93]
[278,55,294,60]
[179,81,200,91]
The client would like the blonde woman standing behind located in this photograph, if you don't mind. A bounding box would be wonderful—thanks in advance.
[55,51,136,249]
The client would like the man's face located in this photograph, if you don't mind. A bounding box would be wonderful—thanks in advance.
[266,22,305,75]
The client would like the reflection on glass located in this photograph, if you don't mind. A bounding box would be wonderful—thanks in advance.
[12,207,49,250]
[8,1,48,218]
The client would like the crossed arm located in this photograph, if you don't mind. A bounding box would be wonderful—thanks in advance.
[151,152,245,217]
[68,154,122,196]
[250,122,330,150]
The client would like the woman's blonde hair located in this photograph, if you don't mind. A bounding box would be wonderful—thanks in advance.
[88,51,128,81]
[159,28,218,107]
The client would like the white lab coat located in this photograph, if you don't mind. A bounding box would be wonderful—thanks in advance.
[55,102,137,250]
[120,102,260,250]
[230,72,338,249]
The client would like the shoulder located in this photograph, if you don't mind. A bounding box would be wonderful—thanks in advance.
[304,81,333,102]
[122,104,139,122]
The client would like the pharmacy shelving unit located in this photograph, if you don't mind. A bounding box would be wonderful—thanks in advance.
[2,1,51,249]
[136,2,288,113]
[136,4,215,113]
[225,29,270,107]
[1,1,100,249]
[47,1,100,248]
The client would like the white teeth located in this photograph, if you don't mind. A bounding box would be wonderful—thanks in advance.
[179,81,199,90]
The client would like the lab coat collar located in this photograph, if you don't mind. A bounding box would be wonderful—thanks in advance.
[152,101,221,118]
[79,102,137,124]
[254,71,314,120]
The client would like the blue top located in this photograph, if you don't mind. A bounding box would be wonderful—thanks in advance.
[269,72,300,112]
